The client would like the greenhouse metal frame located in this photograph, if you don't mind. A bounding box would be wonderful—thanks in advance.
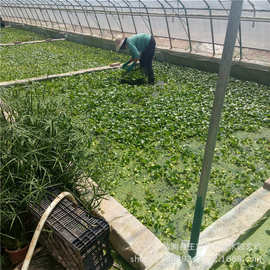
[1,0,269,264]
[1,0,270,59]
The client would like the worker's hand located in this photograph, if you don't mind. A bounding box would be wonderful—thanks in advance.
[126,65,133,72]
[132,58,139,63]
[126,62,136,72]
[121,61,130,69]
[123,59,133,67]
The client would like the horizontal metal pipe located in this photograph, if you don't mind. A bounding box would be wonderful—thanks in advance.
[3,6,270,23]
[3,4,270,13]
[4,17,270,53]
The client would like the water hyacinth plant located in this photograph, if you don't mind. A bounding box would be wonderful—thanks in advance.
[2,61,269,250]
[0,39,127,82]
[0,26,51,43]
[1,26,269,258]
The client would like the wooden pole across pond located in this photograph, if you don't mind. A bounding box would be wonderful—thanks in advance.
[188,0,243,258]
[0,63,121,88]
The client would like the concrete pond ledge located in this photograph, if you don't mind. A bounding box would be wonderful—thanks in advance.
[79,178,173,270]
[189,186,270,270]
[96,195,169,269]
[79,177,270,270]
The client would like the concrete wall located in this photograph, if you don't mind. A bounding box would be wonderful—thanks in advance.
[6,22,270,86]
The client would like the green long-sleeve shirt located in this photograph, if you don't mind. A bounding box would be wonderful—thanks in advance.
[126,33,151,59]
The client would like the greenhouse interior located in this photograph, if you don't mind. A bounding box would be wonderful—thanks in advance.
[0,0,269,269]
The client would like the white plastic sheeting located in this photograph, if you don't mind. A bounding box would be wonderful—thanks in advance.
[1,0,270,56]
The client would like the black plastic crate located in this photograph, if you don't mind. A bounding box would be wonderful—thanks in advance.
[28,191,113,270]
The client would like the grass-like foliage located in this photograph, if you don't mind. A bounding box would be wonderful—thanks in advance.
[0,91,104,251]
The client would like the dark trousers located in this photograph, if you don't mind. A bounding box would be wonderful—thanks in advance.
[140,36,156,84]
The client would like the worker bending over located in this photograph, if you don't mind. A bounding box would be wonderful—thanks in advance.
[115,33,156,84]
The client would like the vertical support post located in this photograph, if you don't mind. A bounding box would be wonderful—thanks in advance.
[72,3,83,32]
[138,0,153,35]
[203,0,215,56]
[43,1,54,29]
[64,1,76,32]
[12,1,25,23]
[54,0,68,31]
[0,3,6,20]
[74,0,91,34]
[247,0,256,27]
[35,0,48,28]
[238,22,243,60]
[81,0,93,36]
[12,1,24,23]
[122,0,137,34]
[85,0,103,37]
[25,3,35,24]
[83,5,93,35]
[49,3,62,30]
[96,0,113,38]
[31,1,43,27]
[1,5,6,21]
[59,1,68,31]
[188,0,243,259]
[73,0,86,33]
[5,2,19,23]
[157,0,172,49]
[108,0,124,34]
[38,1,48,28]
[164,0,178,48]
[65,0,80,32]
[177,1,192,52]
[2,1,13,22]
[16,0,32,24]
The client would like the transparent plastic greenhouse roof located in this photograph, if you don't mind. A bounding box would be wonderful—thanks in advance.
[1,0,270,57]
